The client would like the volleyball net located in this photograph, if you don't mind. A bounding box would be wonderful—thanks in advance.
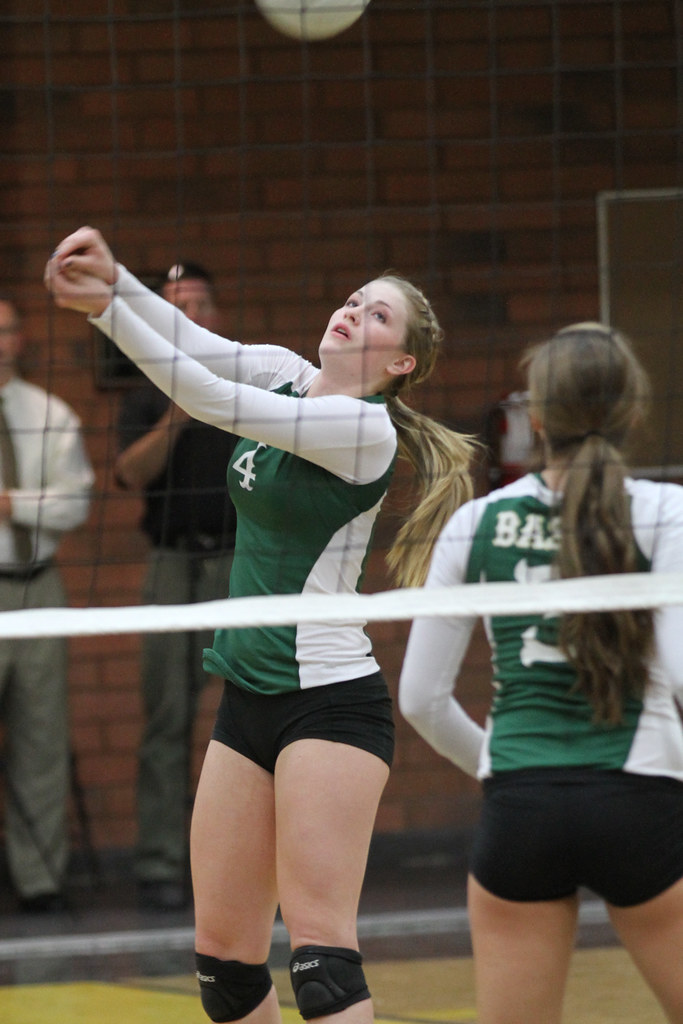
[2,572,683,640]
[0,0,680,622]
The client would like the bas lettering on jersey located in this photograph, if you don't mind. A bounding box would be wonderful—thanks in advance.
[491,509,561,551]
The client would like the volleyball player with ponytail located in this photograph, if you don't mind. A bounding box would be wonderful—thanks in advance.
[45,227,475,1024]
[400,322,683,1024]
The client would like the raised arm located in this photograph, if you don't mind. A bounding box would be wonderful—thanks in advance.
[46,228,303,387]
[93,296,395,484]
[113,265,293,384]
[46,227,397,484]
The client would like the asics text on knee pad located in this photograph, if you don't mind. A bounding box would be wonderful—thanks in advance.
[195,952,272,1022]
[289,945,370,1020]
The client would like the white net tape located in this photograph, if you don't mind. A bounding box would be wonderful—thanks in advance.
[5,572,683,639]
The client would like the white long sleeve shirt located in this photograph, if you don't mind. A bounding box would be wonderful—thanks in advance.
[0,376,94,566]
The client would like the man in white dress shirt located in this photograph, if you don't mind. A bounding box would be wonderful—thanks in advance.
[0,294,94,912]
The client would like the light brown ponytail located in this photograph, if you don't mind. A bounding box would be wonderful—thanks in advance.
[524,322,653,723]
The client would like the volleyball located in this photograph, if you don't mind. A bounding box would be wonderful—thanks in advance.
[255,0,370,41]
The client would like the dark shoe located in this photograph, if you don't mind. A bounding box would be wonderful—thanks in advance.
[137,880,188,911]
[19,891,68,914]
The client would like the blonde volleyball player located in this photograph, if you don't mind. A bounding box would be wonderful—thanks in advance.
[400,322,683,1024]
[45,227,476,1024]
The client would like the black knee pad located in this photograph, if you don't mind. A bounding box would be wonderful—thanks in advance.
[195,952,272,1022]
[289,945,370,1020]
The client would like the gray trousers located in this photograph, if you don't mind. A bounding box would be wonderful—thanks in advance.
[0,566,69,898]
[135,546,233,884]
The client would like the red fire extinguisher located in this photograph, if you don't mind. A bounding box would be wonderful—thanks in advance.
[484,390,533,490]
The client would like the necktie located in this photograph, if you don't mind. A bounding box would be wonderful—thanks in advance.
[0,395,32,564]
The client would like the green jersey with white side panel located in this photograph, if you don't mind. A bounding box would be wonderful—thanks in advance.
[400,472,683,782]
[204,388,394,694]
[464,479,648,773]
[90,269,399,697]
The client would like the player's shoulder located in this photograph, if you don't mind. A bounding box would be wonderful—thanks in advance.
[628,476,683,518]
[447,474,543,529]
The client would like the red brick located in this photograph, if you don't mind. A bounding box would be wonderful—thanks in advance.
[0,0,676,855]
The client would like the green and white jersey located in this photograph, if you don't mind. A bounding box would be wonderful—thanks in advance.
[93,267,398,694]
[203,388,393,693]
[400,472,683,781]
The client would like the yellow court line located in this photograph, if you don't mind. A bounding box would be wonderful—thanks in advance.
[408,1014,477,1023]
[0,982,206,1024]
[0,982,434,1024]
[0,975,475,1024]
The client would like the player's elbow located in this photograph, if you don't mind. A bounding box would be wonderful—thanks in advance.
[114,454,141,491]
[398,676,430,727]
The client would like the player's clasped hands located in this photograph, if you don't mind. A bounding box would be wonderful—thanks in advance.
[44,226,118,317]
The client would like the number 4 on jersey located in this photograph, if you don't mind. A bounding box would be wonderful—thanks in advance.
[233,442,267,491]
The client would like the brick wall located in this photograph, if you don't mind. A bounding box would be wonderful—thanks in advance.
[0,0,679,852]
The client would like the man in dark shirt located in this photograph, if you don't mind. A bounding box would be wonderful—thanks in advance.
[116,263,237,911]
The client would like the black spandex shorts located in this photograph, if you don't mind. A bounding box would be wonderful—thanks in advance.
[470,768,683,907]
[211,670,395,774]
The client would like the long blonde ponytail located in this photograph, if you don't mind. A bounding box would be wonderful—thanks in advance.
[385,396,476,587]
[375,274,478,588]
